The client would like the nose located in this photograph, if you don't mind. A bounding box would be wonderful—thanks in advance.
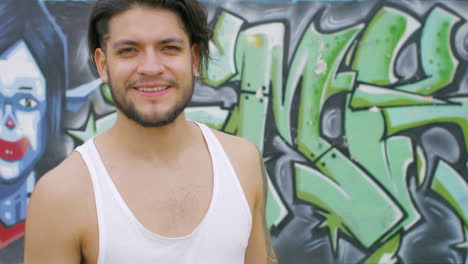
[3,104,16,129]
[5,117,15,129]
[137,51,165,76]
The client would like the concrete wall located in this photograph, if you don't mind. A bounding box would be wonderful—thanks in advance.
[0,0,467,263]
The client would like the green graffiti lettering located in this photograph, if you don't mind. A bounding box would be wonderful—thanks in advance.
[346,96,421,239]
[223,23,285,149]
[295,149,401,248]
[362,233,401,264]
[185,106,230,130]
[293,24,362,160]
[384,136,421,229]
[382,97,468,150]
[266,174,287,229]
[398,7,460,94]
[271,22,362,145]
[223,106,239,135]
[218,23,288,228]
[233,28,277,150]
[203,11,244,87]
[431,160,468,228]
[350,84,448,109]
[352,7,420,85]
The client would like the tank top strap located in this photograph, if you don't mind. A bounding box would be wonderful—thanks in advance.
[75,139,108,264]
[194,122,252,222]
[75,138,106,194]
[195,122,232,168]
[195,122,235,176]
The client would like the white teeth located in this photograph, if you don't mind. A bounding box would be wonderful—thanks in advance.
[138,86,168,92]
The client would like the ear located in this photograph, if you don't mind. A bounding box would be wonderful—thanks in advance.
[191,44,200,76]
[94,48,109,83]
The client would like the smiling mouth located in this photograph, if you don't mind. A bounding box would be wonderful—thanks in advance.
[136,86,169,92]
[0,138,30,161]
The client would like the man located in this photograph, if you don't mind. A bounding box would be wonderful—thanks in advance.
[24,0,278,263]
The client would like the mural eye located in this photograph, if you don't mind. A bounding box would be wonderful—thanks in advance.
[18,98,38,108]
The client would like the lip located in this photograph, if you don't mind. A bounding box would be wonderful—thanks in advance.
[0,138,30,161]
[133,83,172,97]
[133,82,171,88]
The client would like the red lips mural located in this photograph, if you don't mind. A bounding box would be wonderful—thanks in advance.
[0,138,30,161]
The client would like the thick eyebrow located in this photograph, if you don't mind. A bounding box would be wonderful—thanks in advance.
[112,40,139,50]
[159,37,186,46]
[111,37,186,50]
[19,86,32,90]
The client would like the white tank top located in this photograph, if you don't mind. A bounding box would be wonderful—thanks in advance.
[75,122,252,264]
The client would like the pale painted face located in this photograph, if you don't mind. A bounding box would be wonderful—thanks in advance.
[0,41,46,182]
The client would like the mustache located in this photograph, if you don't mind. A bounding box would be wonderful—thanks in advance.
[125,77,178,88]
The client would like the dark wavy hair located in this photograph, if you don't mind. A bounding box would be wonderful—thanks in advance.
[0,0,67,182]
[0,0,66,141]
[88,0,212,72]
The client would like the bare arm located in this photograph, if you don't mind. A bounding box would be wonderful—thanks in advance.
[24,155,84,263]
[245,150,278,264]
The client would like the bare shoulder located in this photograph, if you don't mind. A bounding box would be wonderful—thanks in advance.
[25,150,94,260]
[211,129,261,172]
[28,150,94,230]
[32,151,91,203]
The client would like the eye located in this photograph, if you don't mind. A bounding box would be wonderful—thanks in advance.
[165,46,180,50]
[18,98,38,108]
[163,46,181,53]
[117,47,137,55]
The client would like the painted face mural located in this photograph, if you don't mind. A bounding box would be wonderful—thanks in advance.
[1,0,468,263]
[0,0,66,254]
[0,41,47,183]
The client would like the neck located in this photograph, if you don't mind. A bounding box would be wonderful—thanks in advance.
[100,110,197,161]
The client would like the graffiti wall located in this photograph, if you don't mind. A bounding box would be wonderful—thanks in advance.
[0,0,467,263]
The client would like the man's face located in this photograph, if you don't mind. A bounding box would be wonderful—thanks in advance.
[95,5,199,127]
[0,41,47,182]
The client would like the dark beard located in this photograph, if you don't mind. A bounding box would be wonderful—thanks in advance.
[116,97,189,127]
[107,74,193,128]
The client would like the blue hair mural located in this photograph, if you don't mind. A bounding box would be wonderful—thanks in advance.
[0,0,67,248]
